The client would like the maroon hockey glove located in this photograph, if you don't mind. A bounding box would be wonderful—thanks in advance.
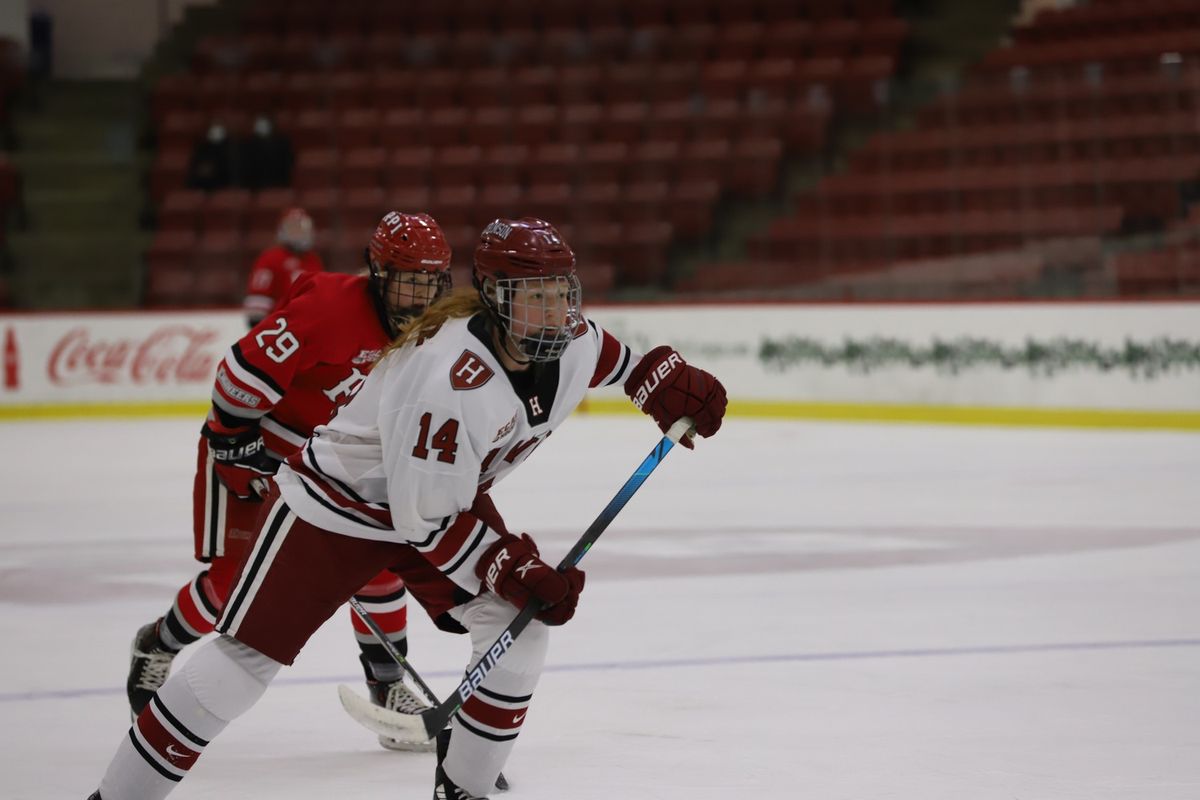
[624,345,727,448]
[202,423,279,500]
[476,533,586,626]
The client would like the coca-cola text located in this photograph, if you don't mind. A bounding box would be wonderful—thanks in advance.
[48,325,221,386]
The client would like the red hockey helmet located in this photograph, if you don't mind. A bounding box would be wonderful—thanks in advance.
[277,207,314,253]
[473,218,582,363]
[366,211,453,332]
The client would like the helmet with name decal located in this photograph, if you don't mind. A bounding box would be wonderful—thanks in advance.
[472,217,583,363]
[366,211,453,333]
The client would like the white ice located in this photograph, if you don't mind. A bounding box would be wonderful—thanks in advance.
[1,415,1198,799]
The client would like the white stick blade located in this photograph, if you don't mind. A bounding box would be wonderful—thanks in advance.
[336,684,433,744]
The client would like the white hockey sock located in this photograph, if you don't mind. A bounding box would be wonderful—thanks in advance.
[97,635,280,799]
[445,594,549,798]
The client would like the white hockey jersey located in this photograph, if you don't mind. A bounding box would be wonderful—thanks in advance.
[274,312,638,595]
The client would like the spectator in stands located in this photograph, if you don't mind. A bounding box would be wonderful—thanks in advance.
[244,208,324,327]
[238,113,293,190]
[187,120,234,192]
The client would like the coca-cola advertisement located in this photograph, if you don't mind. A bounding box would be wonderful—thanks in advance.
[0,311,246,410]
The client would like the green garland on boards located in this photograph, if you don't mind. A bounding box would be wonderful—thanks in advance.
[758,336,1200,379]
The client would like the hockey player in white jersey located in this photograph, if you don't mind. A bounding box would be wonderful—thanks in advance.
[87,217,727,800]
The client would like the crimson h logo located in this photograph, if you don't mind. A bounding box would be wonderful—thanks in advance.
[450,350,495,390]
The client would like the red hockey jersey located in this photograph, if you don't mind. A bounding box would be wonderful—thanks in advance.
[212,272,389,459]
[243,244,325,323]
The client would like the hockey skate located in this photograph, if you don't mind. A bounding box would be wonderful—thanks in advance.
[126,620,177,717]
[433,728,488,800]
[361,654,435,752]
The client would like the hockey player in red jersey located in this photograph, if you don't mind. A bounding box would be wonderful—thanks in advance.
[91,218,727,800]
[125,211,453,752]
[242,207,325,327]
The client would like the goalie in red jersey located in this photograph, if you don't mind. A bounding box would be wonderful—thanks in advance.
[242,207,325,327]
[126,211,453,751]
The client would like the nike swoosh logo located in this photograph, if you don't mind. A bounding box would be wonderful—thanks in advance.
[512,712,526,724]
[165,744,191,760]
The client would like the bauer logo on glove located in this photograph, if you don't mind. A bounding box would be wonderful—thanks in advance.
[624,345,728,447]
[629,350,684,410]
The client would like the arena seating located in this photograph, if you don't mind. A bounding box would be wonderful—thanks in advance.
[143,0,909,306]
[697,0,1200,296]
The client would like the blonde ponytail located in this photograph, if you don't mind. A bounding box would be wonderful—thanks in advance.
[379,288,488,362]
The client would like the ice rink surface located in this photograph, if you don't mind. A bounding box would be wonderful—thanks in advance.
[1,415,1198,799]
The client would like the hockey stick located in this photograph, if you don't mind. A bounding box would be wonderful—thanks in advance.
[347,596,440,705]
[344,598,510,791]
[338,417,695,744]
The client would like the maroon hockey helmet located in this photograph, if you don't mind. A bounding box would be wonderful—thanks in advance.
[473,218,582,363]
[365,211,453,331]
[473,217,576,281]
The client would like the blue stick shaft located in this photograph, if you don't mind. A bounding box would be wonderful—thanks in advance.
[418,427,686,738]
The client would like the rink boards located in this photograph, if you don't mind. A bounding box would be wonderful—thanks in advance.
[1,301,1198,429]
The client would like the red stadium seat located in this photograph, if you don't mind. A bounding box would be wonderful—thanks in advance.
[430,184,478,227]
[387,186,433,216]
[386,147,435,188]
[149,147,192,205]
[561,103,603,144]
[575,181,620,225]
[337,108,382,149]
[202,189,252,233]
[531,142,580,185]
[194,229,244,276]
[158,190,206,233]
[296,187,339,229]
[604,101,649,144]
[467,106,514,148]
[433,145,484,187]
[513,105,560,148]
[378,108,426,149]
[628,139,680,183]
[578,141,629,184]
[292,148,340,191]
[476,182,524,222]
[343,186,388,230]
[621,180,670,226]
[460,67,510,108]
[248,188,297,234]
[480,143,531,187]
[727,136,783,197]
[667,180,720,238]
[426,107,471,148]
[525,182,572,221]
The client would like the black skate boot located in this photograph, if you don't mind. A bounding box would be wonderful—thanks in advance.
[433,728,489,800]
[126,619,177,717]
[361,654,434,752]
[86,793,102,799]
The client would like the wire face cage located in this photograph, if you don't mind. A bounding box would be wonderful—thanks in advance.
[488,273,583,363]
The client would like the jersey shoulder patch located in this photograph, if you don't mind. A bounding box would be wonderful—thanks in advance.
[449,350,495,390]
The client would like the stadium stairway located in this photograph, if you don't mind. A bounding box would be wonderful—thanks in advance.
[6,80,148,308]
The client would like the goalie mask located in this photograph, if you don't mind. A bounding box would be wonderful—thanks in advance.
[277,207,315,253]
[473,217,583,364]
[366,211,453,333]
